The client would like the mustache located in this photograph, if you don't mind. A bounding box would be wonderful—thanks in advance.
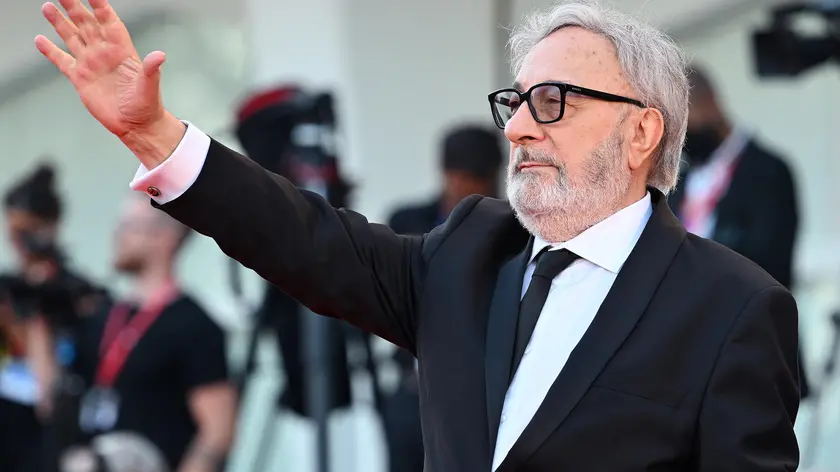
[512,147,560,168]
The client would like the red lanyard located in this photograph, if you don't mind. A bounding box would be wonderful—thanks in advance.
[96,283,179,387]
[681,158,739,234]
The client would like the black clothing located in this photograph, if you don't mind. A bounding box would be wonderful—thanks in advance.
[259,284,354,417]
[0,398,42,472]
[0,267,106,472]
[382,199,442,472]
[153,138,801,471]
[388,199,444,241]
[70,294,228,469]
[669,138,809,399]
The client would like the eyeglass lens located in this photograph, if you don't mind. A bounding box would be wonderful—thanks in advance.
[492,84,564,126]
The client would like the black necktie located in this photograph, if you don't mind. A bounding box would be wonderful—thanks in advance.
[510,248,580,383]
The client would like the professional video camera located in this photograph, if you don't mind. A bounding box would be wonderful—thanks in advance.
[752,1,840,78]
[234,85,352,208]
[232,86,374,472]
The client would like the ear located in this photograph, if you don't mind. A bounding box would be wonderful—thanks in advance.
[628,107,665,172]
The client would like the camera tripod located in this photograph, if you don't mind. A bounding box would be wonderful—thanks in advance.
[232,263,382,472]
[802,310,840,469]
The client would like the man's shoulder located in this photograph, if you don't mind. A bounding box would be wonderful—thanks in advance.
[678,232,786,294]
[743,139,794,177]
[419,195,526,265]
[429,195,518,238]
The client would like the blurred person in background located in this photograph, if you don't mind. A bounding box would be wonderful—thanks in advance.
[384,124,504,472]
[668,66,809,399]
[69,194,236,472]
[389,125,505,234]
[0,163,108,472]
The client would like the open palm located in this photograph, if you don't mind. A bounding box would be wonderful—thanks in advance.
[34,0,167,138]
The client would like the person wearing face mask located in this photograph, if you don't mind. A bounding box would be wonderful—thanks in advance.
[0,163,109,472]
[668,66,808,399]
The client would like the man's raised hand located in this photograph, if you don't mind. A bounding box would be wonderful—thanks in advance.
[35,0,184,167]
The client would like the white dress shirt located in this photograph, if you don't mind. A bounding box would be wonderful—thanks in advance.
[129,122,653,472]
[490,192,651,470]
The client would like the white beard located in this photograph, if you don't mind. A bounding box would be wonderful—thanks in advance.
[506,124,633,242]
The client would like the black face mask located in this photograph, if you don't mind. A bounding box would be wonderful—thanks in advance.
[684,126,723,166]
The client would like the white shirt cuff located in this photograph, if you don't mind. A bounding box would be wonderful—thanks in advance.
[128,121,211,205]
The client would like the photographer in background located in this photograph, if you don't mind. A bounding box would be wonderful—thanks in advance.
[0,163,108,472]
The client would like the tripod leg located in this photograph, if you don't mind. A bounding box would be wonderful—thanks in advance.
[250,409,280,472]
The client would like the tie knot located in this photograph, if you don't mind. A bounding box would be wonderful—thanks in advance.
[533,248,579,280]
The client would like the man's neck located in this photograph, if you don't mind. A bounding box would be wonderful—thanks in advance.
[129,264,176,304]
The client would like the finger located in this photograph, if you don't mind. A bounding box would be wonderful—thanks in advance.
[58,0,102,43]
[88,0,118,25]
[42,3,86,56]
[89,0,133,49]
[35,35,75,77]
[142,51,166,83]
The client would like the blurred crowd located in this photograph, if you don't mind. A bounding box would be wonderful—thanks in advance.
[0,63,810,472]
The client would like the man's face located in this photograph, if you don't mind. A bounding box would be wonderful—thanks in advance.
[112,198,159,274]
[504,27,637,242]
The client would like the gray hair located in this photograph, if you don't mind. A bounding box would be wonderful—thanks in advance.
[508,0,690,194]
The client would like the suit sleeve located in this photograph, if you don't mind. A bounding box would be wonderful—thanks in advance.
[698,285,800,471]
[131,124,428,353]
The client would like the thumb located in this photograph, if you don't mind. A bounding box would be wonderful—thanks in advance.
[142,51,166,78]
[138,51,166,106]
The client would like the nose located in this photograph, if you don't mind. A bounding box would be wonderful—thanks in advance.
[503,103,545,146]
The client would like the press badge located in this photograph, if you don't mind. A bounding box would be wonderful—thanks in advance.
[79,387,120,433]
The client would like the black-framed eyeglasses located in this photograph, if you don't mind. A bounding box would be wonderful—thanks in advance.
[487,81,646,129]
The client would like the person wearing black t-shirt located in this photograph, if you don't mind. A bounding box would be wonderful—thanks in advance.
[70,193,237,472]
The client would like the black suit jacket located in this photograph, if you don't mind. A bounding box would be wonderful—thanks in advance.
[154,139,800,471]
[669,139,808,398]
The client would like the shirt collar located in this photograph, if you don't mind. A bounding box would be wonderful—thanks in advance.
[530,192,653,273]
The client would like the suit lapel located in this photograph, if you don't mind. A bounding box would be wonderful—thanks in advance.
[497,190,687,472]
[485,236,533,453]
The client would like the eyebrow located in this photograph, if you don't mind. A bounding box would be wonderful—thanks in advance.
[512,79,575,91]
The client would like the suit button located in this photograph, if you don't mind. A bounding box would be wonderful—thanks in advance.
[147,186,161,197]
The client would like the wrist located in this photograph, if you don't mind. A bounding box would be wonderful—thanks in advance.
[120,112,187,170]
